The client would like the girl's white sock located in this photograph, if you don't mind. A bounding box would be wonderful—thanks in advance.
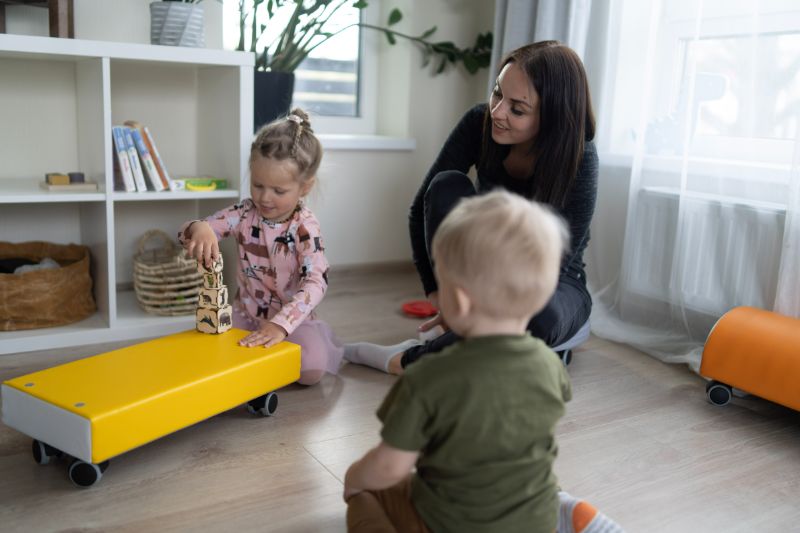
[343,339,421,372]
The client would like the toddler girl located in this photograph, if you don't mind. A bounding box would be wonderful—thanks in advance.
[179,108,342,386]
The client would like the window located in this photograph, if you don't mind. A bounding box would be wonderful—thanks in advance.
[603,0,800,168]
[685,31,800,162]
[292,7,360,117]
[222,0,378,134]
[596,0,800,208]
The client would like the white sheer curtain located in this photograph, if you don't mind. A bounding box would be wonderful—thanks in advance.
[489,0,593,92]
[589,0,800,371]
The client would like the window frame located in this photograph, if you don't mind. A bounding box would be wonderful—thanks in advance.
[302,5,379,135]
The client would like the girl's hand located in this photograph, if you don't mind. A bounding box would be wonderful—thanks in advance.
[185,221,219,270]
[239,322,287,348]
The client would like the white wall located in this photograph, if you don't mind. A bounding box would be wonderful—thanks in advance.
[3,0,493,268]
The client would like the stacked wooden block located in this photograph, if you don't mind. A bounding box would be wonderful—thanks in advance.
[196,255,233,334]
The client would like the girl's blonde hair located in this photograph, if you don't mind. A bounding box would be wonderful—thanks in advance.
[250,107,322,185]
[432,191,569,319]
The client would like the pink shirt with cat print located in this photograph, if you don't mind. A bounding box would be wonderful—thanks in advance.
[178,199,329,335]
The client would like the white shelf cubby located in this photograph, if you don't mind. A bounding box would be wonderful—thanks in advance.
[0,34,254,355]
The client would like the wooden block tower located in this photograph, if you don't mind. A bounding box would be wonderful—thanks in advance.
[196,255,233,334]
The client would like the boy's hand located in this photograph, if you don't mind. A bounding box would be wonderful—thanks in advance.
[343,442,419,503]
[185,221,219,269]
[239,322,287,348]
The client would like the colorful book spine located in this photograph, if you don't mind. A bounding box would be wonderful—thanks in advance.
[111,127,136,192]
[124,120,172,191]
[143,126,173,190]
[122,127,148,192]
[127,126,165,192]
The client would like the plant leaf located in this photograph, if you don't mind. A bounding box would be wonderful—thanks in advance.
[384,30,396,45]
[463,54,478,74]
[477,32,492,49]
[387,8,402,26]
[352,0,368,8]
[420,26,437,39]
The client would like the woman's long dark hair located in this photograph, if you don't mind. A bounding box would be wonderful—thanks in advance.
[480,41,595,208]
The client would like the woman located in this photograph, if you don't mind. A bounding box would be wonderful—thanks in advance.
[345,40,598,374]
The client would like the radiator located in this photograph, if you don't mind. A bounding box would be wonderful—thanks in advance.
[623,187,785,315]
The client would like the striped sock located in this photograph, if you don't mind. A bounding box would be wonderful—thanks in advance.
[557,491,625,533]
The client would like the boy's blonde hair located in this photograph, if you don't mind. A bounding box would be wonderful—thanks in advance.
[432,191,569,319]
[250,107,322,185]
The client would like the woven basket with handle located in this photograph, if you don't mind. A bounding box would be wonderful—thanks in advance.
[133,229,202,316]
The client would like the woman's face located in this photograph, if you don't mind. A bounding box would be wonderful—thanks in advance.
[489,62,540,148]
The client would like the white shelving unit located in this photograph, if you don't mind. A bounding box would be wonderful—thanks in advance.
[0,34,254,355]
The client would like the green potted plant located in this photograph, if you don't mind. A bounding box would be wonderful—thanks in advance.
[236,0,493,128]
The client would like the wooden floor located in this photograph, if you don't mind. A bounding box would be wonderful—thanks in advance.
[1,265,799,532]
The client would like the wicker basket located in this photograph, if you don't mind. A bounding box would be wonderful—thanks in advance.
[133,230,202,316]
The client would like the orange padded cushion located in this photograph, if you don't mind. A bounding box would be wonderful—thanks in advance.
[701,306,800,411]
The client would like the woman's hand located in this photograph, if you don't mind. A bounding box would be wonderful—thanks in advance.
[185,221,219,270]
[239,322,287,348]
[342,484,362,503]
[418,291,448,333]
[427,291,439,310]
[418,313,448,335]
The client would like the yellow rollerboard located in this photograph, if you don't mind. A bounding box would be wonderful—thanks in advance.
[1,328,300,487]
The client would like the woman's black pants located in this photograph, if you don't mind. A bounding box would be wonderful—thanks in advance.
[401,170,592,368]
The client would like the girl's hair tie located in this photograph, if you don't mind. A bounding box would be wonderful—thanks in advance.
[287,114,303,124]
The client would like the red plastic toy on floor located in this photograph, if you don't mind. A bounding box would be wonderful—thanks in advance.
[401,300,438,318]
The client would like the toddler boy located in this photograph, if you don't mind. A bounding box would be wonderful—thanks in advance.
[344,191,572,532]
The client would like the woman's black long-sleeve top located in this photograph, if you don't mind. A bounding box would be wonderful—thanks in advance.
[409,103,599,296]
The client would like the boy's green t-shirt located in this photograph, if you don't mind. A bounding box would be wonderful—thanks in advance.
[378,334,571,533]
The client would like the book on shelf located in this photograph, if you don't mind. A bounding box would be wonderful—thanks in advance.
[111,126,136,192]
[124,120,172,191]
[40,181,98,192]
[120,126,148,192]
[125,125,164,192]
[145,125,173,191]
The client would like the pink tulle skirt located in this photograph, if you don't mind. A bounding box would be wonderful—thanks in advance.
[233,307,344,375]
